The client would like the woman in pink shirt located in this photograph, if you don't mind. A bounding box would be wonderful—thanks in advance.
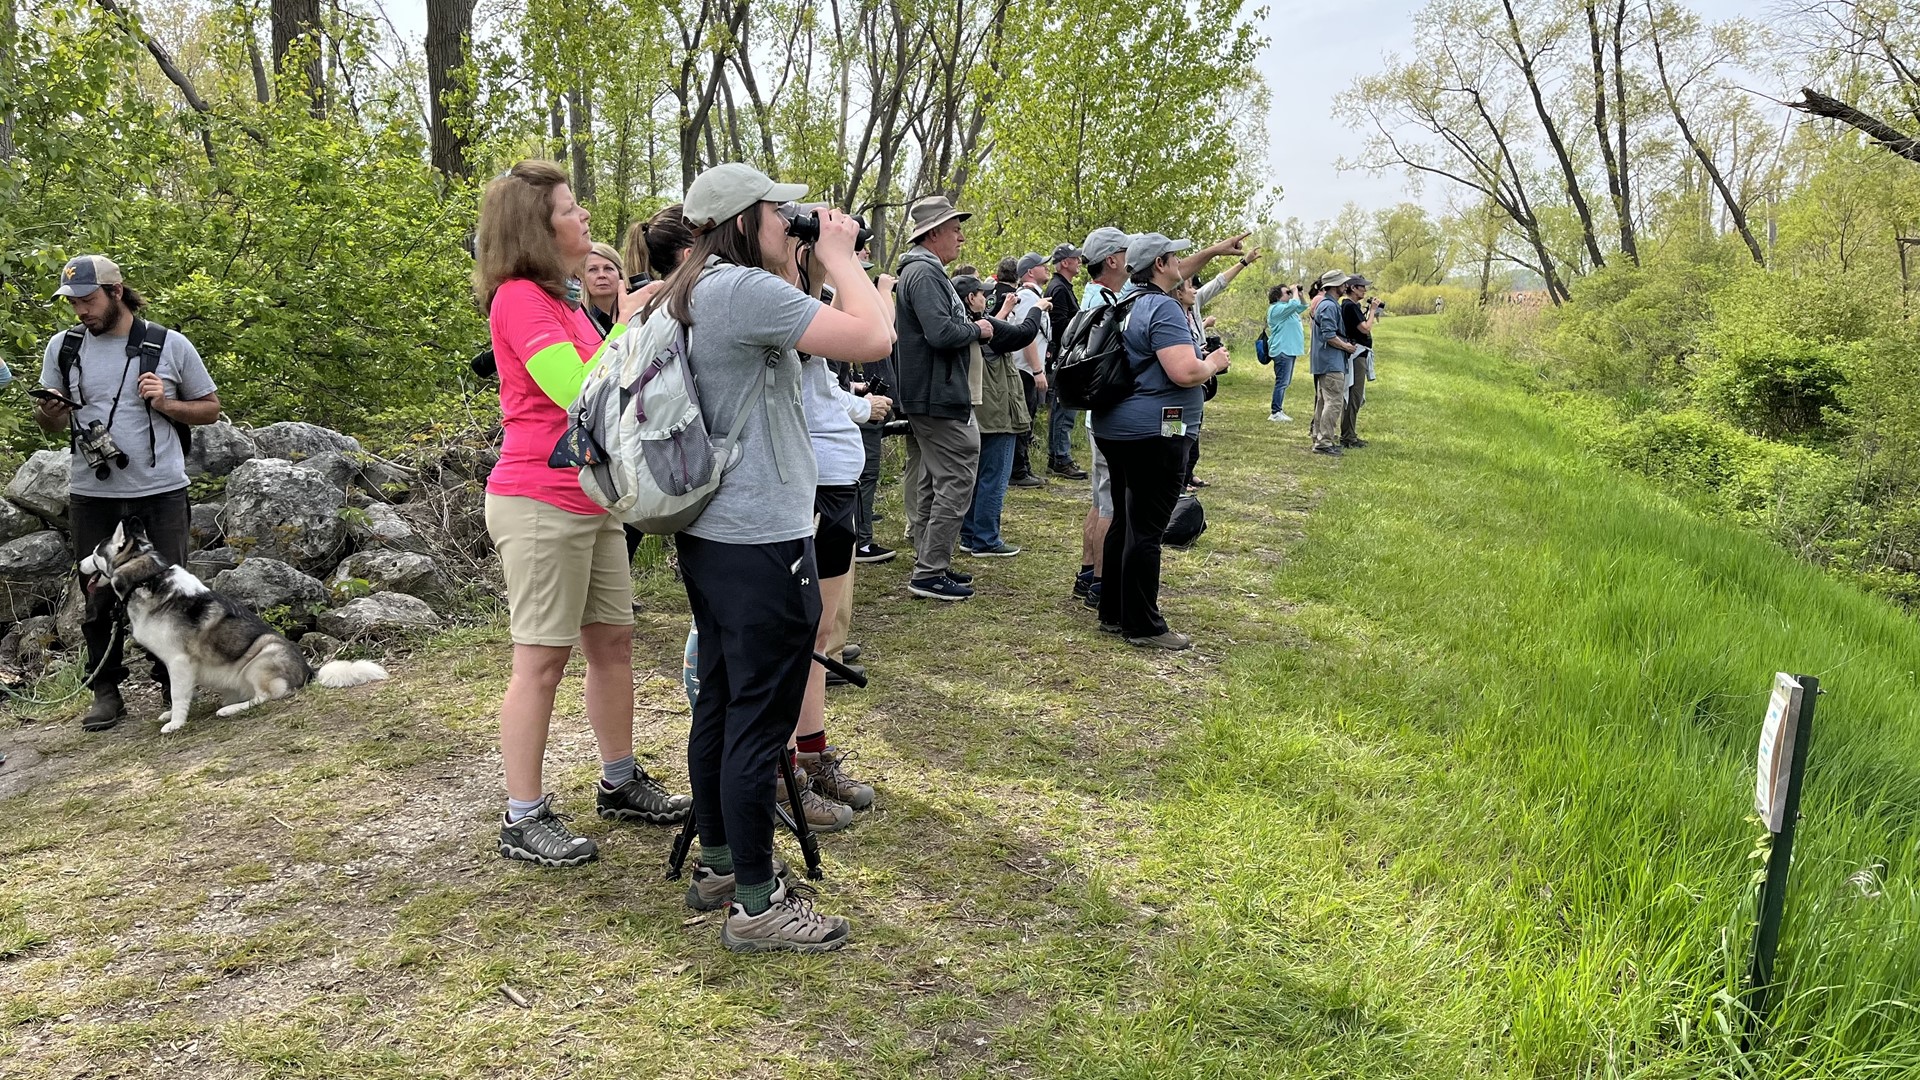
[471,160,690,867]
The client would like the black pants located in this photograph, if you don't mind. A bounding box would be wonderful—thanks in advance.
[70,487,191,693]
[1011,371,1039,480]
[855,423,883,545]
[1183,429,1201,487]
[678,533,821,889]
[1094,436,1184,638]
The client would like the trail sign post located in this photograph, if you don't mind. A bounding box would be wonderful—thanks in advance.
[1743,672,1819,1046]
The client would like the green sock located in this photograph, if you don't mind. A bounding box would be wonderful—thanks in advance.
[702,844,733,875]
[735,875,778,916]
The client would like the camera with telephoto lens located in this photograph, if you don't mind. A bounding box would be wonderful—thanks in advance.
[863,376,892,399]
[75,420,129,481]
[780,204,874,251]
[1204,335,1224,354]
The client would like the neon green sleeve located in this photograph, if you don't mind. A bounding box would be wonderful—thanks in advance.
[526,323,626,408]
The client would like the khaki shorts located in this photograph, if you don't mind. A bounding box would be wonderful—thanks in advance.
[485,493,634,646]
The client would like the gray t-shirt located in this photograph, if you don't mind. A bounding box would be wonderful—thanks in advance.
[1011,285,1049,374]
[681,263,823,544]
[39,325,217,498]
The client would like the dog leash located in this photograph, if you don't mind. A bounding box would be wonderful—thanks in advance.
[0,624,121,709]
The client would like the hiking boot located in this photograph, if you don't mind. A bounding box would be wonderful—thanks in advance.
[720,879,851,953]
[596,769,693,824]
[1126,630,1193,651]
[853,542,896,564]
[944,568,973,585]
[825,661,865,688]
[1188,478,1210,488]
[498,795,598,867]
[685,856,793,912]
[1049,457,1089,480]
[1312,445,1343,456]
[1073,570,1094,598]
[909,575,972,601]
[1010,474,1047,489]
[81,688,124,732]
[780,768,855,832]
[799,748,875,811]
[969,542,1021,557]
[1083,581,1103,609]
[1342,438,1369,448]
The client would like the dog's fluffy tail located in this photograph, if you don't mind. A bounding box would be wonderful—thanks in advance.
[314,659,390,689]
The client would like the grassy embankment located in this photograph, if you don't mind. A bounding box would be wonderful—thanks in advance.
[4,317,1919,1077]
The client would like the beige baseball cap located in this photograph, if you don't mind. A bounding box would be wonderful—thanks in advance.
[683,163,809,231]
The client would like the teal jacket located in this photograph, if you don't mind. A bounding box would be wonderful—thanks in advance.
[1265,299,1306,357]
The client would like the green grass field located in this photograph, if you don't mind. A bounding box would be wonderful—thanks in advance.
[5,317,1919,1077]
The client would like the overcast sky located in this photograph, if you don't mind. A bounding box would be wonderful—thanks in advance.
[1254,0,1784,228]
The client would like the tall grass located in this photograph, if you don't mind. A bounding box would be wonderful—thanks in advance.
[1051,317,1920,1076]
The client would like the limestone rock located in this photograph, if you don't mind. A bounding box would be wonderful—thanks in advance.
[189,502,225,550]
[211,558,329,628]
[250,422,361,461]
[187,547,241,578]
[5,450,71,525]
[348,502,425,553]
[185,421,259,478]
[0,499,42,545]
[222,458,347,573]
[297,631,344,664]
[329,550,450,608]
[0,530,72,622]
[317,591,442,639]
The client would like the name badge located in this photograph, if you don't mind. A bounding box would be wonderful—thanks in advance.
[1161,406,1185,439]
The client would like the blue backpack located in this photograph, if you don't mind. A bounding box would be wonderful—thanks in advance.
[1254,331,1271,365]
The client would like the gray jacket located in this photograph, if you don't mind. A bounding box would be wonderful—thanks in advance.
[894,245,981,420]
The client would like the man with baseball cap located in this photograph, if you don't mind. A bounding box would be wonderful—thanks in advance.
[35,255,222,731]
[1067,227,1133,608]
[894,196,994,601]
[1004,252,1052,490]
[1309,270,1359,454]
[1043,243,1087,480]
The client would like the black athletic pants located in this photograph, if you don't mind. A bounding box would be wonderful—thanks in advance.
[678,533,821,890]
[1094,436,1184,638]
[855,423,883,545]
[70,487,191,693]
[1011,371,1039,480]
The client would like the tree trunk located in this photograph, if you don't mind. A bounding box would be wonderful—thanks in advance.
[241,0,270,104]
[567,85,593,203]
[270,0,323,115]
[424,0,473,178]
[1500,0,1605,271]
[548,96,564,163]
[1649,8,1765,264]
[0,0,16,163]
[1585,0,1636,263]
[1610,0,1635,260]
[1790,87,1920,165]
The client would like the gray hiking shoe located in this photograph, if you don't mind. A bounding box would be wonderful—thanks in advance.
[498,795,598,868]
[81,688,124,732]
[720,879,852,953]
[596,769,693,824]
[798,748,875,811]
[783,767,855,832]
[685,856,794,912]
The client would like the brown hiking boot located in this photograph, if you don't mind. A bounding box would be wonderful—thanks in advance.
[685,856,793,912]
[81,688,124,732]
[798,748,875,811]
[779,767,853,833]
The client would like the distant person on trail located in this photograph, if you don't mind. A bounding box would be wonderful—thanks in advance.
[895,195,993,603]
[1309,270,1358,455]
[35,254,222,732]
[1071,226,1132,611]
[474,160,692,870]
[1265,283,1306,422]
[1340,275,1382,449]
[1044,243,1088,480]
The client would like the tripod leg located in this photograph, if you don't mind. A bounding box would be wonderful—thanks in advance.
[665,810,697,881]
[779,751,825,880]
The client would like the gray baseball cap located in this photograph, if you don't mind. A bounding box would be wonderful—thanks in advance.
[1016,252,1048,278]
[683,163,809,230]
[1081,227,1133,264]
[1345,274,1373,288]
[1125,233,1193,274]
[54,254,123,299]
[1050,243,1085,263]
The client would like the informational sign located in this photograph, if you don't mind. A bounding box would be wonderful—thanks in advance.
[1755,673,1805,833]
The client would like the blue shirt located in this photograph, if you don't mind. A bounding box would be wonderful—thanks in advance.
[1266,299,1306,357]
[1091,289,1202,441]
[1309,296,1349,376]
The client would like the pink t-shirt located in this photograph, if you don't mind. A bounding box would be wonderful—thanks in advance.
[485,278,606,516]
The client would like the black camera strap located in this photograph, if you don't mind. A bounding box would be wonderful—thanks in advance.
[56,319,172,467]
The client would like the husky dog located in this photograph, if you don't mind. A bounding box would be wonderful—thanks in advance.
[79,518,388,734]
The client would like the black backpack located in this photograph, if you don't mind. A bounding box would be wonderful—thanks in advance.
[1053,291,1146,412]
[1166,494,1207,548]
[57,318,192,458]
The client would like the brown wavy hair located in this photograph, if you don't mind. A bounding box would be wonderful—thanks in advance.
[473,160,573,312]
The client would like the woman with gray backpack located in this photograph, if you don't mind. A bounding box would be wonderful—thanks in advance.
[656,163,893,952]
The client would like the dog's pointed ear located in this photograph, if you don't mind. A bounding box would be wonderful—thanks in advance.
[109,521,129,547]
[123,517,148,544]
